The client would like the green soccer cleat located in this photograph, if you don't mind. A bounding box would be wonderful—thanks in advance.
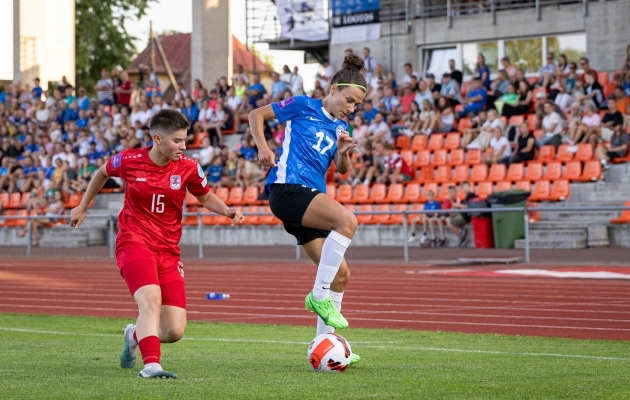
[304,292,349,329]
[350,353,361,366]
[137,369,178,379]
[120,324,137,369]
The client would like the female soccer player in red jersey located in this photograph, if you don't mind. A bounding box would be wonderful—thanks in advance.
[70,109,244,379]
[248,54,367,365]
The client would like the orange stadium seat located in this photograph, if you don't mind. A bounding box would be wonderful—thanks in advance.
[458,118,472,131]
[20,192,29,206]
[367,183,387,204]
[3,210,17,227]
[543,161,562,181]
[548,179,570,201]
[556,145,574,162]
[400,150,414,168]
[385,183,404,204]
[186,191,202,206]
[465,149,482,165]
[419,183,438,203]
[444,133,461,150]
[596,71,609,87]
[407,203,424,224]
[260,206,281,225]
[214,187,229,204]
[353,184,370,204]
[495,181,512,192]
[562,160,582,181]
[326,184,336,200]
[356,204,374,225]
[508,115,525,126]
[217,206,242,225]
[243,186,261,205]
[401,183,421,203]
[389,204,407,224]
[373,204,394,225]
[414,149,431,168]
[416,166,434,182]
[433,166,451,184]
[469,164,488,183]
[487,164,506,182]
[529,180,551,202]
[506,163,524,182]
[244,205,263,225]
[202,211,219,225]
[227,187,244,206]
[448,149,464,166]
[578,160,602,182]
[524,162,543,181]
[476,181,493,198]
[428,134,444,151]
[0,193,9,209]
[66,193,82,209]
[436,183,450,202]
[337,185,353,204]
[527,114,538,132]
[182,206,199,226]
[452,164,470,183]
[610,201,630,224]
[537,145,555,162]
[411,135,427,151]
[8,192,21,209]
[604,83,617,98]
[575,144,594,162]
[515,180,532,193]
[431,149,448,166]
[396,135,411,150]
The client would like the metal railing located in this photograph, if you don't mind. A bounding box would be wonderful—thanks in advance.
[2,205,629,263]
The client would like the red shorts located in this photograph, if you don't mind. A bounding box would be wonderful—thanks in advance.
[116,241,186,309]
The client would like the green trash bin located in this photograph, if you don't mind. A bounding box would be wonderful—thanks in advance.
[486,189,530,249]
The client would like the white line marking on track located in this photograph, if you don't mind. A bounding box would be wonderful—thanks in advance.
[0,327,626,361]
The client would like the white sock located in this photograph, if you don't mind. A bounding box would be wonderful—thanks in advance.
[316,291,344,335]
[312,231,352,301]
[144,362,162,372]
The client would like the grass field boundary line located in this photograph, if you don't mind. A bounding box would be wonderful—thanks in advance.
[0,327,627,361]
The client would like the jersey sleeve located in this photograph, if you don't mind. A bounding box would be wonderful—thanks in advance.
[271,96,305,124]
[186,162,211,197]
[106,151,126,178]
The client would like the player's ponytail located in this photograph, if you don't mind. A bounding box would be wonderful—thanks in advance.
[330,54,367,93]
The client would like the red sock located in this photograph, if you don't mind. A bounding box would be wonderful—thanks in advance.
[138,336,160,365]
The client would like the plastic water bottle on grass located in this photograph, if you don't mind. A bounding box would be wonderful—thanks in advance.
[206,293,230,300]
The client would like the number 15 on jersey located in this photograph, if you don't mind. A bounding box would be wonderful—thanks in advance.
[151,194,165,213]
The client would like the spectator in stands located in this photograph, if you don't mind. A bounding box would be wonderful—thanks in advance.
[426,73,441,98]
[403,63,420,84]
[399,84,417,115]
[538,52,557,88]
[366,112,393,145]
[484,127,511,165]
[362,100,378,124]
[440,73,462,106]
[408,189,445,247]
[376,142,413,184]
[507,122,535,165]
[597,123,629,170]
[363,47,378,82]
[247,74,267,108]
[279,65,292,85]
[424,96,455,135]
[182,97,199,124]
[502,80,532,119]
[369,65,386,92]
[94,68,114,106]
[351,141,374,186]
[461,111,487,148]
[350,115,369,148]
[539,101,565,148]
[447,181,475,247]
[569,103,600,145]
[474,54,491,89]
[205,155,224,189]
[465,109,503,150]
[237,154,265,188]
[291,66,304,95]
[491,70,511,99]
[197,99,213,130]
[417,99,436,135]
[457,77,487,118]
[574,71,604,110]
[585,98,624,150]
[238,138,257,161]
[16,187,53,246]
[116,71,133,109]
[414,79,435,108]
[207,101,231,146]
[612,87,630,115]
[382,87,401,124]
[494,82,518,116]
[316,59,335,90]
[500,57,517,81]
[72,156,95,192]
[270,72,287,103]
[233,76,247,100]
[449,59,463,87]
[194,137,215,170]
[579,57,597,81]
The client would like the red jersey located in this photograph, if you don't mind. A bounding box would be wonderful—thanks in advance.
[384,152,413,177]
[117,81,133,106]
[106,147,210,255]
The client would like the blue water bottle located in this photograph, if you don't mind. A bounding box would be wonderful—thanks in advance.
[207,292,230,300]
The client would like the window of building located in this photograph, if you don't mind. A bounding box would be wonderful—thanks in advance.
[505,38,543,74]
[462,42,498,76]
[547,33,587,65]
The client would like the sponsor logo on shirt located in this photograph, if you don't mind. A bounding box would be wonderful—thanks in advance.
[170,175,181,190]
[177,261,184,277]
[112,153,122,168]
[278,97,295,109]
[197,163,205,178]
[136,177,146,182]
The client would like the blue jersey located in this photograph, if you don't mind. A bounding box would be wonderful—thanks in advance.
[266,96,347,193]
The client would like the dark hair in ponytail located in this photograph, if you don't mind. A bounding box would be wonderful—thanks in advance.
[330,54,367,92]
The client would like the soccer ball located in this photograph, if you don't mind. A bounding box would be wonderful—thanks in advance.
[307,332,352,372]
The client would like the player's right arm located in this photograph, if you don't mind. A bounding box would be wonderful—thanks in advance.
[70,164,110,228]
[248,104,277,168]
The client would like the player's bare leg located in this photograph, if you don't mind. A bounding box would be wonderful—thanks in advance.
[159,305,187,343]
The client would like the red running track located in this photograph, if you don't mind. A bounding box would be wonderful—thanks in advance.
[0,259,629,341]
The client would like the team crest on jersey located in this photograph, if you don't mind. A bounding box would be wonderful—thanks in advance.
[170,175,181,190]
[112,153,122,168]
[278,97,294,109]
[197,163,205,178]
[336,125,345,138]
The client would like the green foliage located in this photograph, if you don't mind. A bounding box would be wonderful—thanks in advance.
[505,38,543,74]
[547,37,587,66]
[2,314,630,399]
[75,0,157,92]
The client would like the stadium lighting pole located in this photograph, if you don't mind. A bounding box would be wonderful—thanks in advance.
[524,208,530,263]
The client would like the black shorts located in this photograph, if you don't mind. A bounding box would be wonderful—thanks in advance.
[268,184,330,245]
[607,151,623,161]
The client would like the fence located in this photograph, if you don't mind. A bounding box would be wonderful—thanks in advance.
[2,205,628,262]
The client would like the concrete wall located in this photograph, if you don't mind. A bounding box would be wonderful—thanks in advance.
[330,1,629,77]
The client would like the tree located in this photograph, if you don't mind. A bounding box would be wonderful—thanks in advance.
[75,0,156,92]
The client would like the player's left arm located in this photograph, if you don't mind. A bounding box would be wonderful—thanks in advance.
[196,192,244,226]
[334,130,356,174]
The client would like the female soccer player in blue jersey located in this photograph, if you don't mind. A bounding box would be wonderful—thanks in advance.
[249,54,367,365]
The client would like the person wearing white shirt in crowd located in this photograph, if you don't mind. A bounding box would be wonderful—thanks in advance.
[195,137,215,169]
[540,101,565,146]
[414,80,435,108]
[366,112,393,145]
[484,127,512,165]
[363,47,378,82]
[173,83,188,102]
[197,99,213,127]
[291,66,304,95]
[280,65,293,84]
[129,104,141,126]
[225,87,242,113]
[466,109,504,150]
[403,63,420,84]
[151,96,169,113]
[137,101,154,127]
[48,121,62,143]
[316,60,335,90]
[231,64,250,86]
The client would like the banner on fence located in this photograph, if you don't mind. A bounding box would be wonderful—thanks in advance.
[275,0,329,42]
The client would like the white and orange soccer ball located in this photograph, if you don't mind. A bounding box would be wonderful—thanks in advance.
[307,332,352,373]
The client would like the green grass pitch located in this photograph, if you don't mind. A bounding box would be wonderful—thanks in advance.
[1,314,628,399]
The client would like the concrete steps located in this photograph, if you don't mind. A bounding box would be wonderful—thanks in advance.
[515,238,587,249]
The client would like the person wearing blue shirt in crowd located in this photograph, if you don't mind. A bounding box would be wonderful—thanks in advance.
[23,135,39,154]
[246,73,267,107]
[362,100,378,124]
[249,54,368,366]
[408,189,445,247]
[76,110,90,129]
[475,54,491,89]
[270,72,287,102]
[77,87,91,111]
[87,143,101,164]
[238,139,257,161]
[458,77,488,119]
[182,98,198,124]
[31,78,43,100]
[204,156,224,189]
